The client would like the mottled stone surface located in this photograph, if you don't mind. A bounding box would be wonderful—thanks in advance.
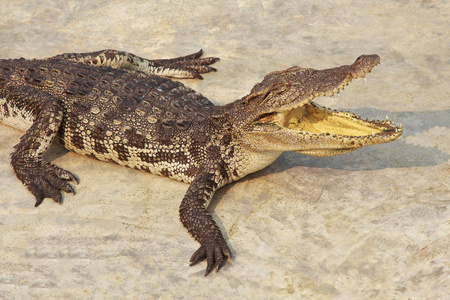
[0,1,448,299]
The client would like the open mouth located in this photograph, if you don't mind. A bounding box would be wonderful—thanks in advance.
[243,54,403,156]
[253,102,403,156]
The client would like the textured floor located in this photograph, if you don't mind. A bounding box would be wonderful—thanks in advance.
[0,1,449,299]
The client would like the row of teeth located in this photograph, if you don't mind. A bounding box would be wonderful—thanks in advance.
[291,127,401,137]
[306,94,404,126]
[284,69,403,137]
[295,131,398,140]
[314,104,403,128]
[321,69,370,97]
[291,62,379,109]
[370,127,401,136]
[314,72,404,129]
[292,75,355,109]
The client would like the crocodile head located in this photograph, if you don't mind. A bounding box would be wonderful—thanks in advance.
[226,55,402,157]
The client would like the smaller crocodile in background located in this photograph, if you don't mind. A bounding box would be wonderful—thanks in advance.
[0,49,402,275]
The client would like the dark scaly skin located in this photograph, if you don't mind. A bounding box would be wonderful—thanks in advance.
[49,49,219,79]
[179,173,231,275]
[0,50,402,275]
[8,85,78,206]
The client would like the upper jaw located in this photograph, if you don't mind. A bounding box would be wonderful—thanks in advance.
[239,54,403,155]
[239,54,382,116]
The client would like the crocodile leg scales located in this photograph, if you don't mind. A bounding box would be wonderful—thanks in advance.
[49,49,219,79]
[179,173,232,276]
[6,85,78,206]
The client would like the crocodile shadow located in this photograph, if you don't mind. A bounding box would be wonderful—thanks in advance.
[264,109,449,173]
[210,109,449,209]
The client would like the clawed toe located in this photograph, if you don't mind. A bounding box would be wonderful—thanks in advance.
[189,241,232,276]
[15,161,78,207]
[159,50,220,79]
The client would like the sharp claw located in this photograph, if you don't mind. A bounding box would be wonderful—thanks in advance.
[193,73,203,80]
[53,193,62,204]
[224,247,232,260]
[217,247,232,273]
[189,246,206,266]
[204,263,214,277]
[16,161,78,207]
[189,257,203,267]
[68,172,79,184]
[215,261,223,273]
[192,49,203,60]
[68,184,76,195]
[34,198,44,207]
[70,176,78,184]
[190,242,231,276]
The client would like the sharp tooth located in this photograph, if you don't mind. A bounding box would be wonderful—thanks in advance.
[385,115,389,121]
[395,128,398,132]
[372,131,375,137]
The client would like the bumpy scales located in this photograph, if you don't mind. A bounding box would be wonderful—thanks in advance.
[0,49,402,275]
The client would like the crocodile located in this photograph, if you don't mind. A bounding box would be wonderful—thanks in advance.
[0,49,402,275]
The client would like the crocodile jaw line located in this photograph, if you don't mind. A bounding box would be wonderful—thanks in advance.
[252,101,403,157]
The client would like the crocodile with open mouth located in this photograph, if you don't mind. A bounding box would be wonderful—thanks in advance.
[0,49,402,275]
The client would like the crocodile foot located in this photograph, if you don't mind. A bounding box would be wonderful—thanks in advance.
[189,236,232,276]
[13,161,78,207]
[155,49,220,79]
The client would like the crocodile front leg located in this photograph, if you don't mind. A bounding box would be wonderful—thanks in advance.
[6,85,78,206]
[49,49,219,79]
[179,173,232,276]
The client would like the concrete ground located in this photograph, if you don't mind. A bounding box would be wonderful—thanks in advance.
[0,1,448,299]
